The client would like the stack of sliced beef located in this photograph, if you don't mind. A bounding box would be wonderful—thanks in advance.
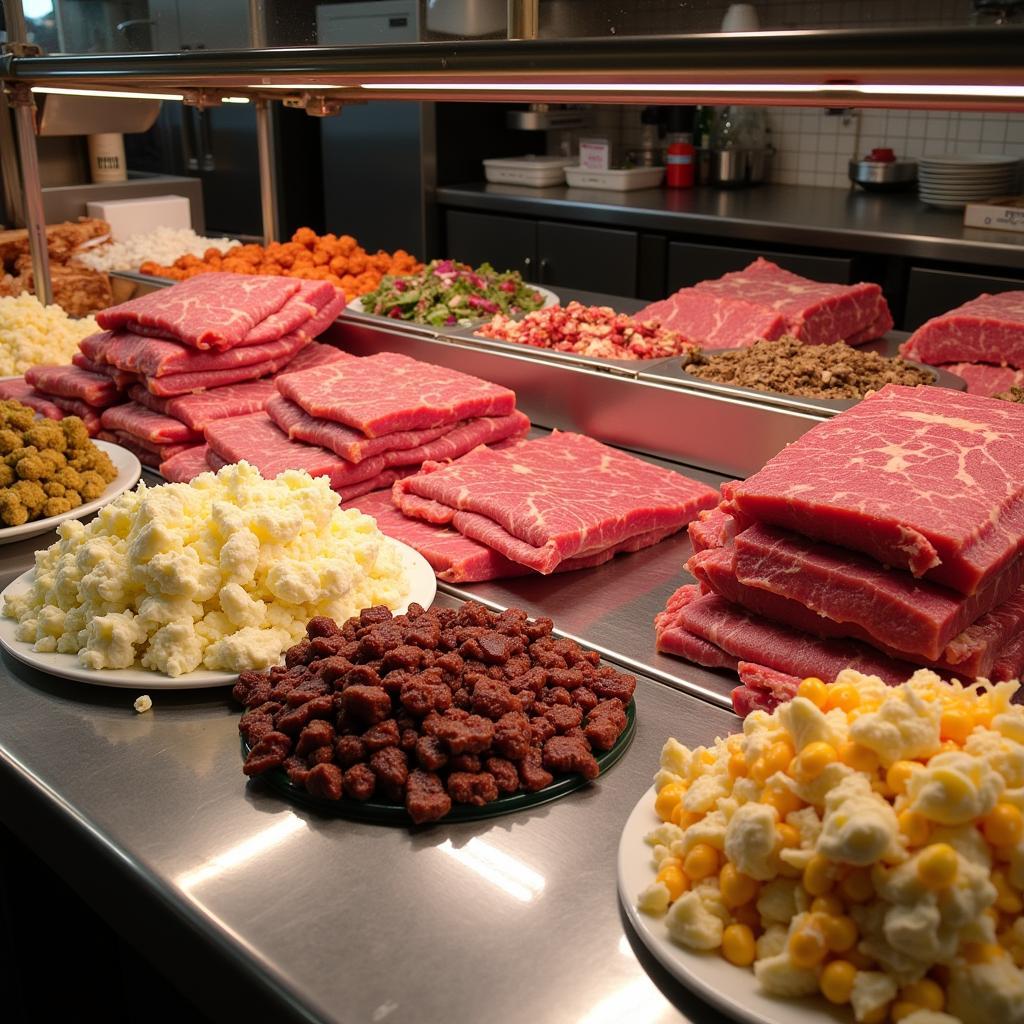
[634,258,893,349]
[654,384,1024,716]
[0,272,347,469]
[343,429,718,581]
[900,290,1024,397]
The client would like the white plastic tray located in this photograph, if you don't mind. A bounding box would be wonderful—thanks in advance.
[483,156,573,187]
[565,165,665,191]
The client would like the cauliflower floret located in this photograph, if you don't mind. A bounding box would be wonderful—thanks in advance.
[817,774,901,865]
[850,679,942,766]
[141,621,204,677]
[725,802,778,880]
[636,882,671,915]
[752,952,819,997]
[664,891,723,950]
[851,972,899,1023]
[947,961,1024,1024]
[907,750,1004,825]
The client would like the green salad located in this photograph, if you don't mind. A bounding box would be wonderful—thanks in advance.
[358,259,546,326]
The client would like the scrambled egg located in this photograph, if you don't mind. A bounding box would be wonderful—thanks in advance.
[0,293,98,375]
[637,669,1024,1024]
[3,461,409,675]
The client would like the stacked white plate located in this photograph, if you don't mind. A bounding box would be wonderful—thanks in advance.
[918,154,1020,209]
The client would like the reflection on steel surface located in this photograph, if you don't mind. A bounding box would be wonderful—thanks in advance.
[579,976,675,1024]
[177,814,305,891]
[439,837,545,903]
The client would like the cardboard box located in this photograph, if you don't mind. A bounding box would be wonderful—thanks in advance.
[963,195,1024,234]
[578,138,611,171]
[85,194,191,240]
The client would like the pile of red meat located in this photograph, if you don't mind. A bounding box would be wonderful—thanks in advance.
[348,430,719,581]
[900,290,1024,398]
[654,384,1024,716]
[635,258,893,349]
[0,273,347,470]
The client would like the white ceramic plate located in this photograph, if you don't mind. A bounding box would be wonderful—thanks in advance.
[618,786,849,1024]
[919,154,1020,167]
[0,539,437,689]
[347,285,560,318]
[0,439,141,547]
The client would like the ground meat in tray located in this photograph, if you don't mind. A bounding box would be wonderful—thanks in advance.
[235,601,636,824]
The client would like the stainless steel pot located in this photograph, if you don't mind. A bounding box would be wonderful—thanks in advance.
[848,158,918,191]
[711,147,773,187]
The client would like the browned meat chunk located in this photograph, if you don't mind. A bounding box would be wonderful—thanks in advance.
[415,735,448,771]
[306,762,344,800]
[544,704,584,733]
[585,700,629,751]
[370,747,409,800]
[470,677,518,720]
[448,772,499,805]
[492,711,532,760]
[430,712,495,755]
[362,718,400,751]
[334,734,366,767]
[295,719,336,757]
[242,731,292,776]
[399,675,453,717]
[517,749,554,792]
[341,685,392,724]
[543,736,600,780]
[344,763,376,801]
[486,757,519,794]
[406,770,452,824]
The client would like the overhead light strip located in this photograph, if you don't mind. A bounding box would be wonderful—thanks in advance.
[30,86,250,103]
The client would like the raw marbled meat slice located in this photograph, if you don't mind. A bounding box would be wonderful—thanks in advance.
[96,273,301,350]
[394,431,718,573]
[334,468,417,504]
[72,351,138,390]
[688,503,738,553]
[276,352,516,436]
[693,258,892,346]
[50,397,101,434]
[24,365,120,407]
[635,290,787,349]
[100,402,203,444]
[204,412,388,488]
[80,328,309,378]
[274,340,353,376]
[726,384,1024,594]
[653,582,740,668]
[733,663,804,716]
[900,291,1024,369]
[97,430,195,463]
[160,444,213,483]
[733,522,1024,660]
[940,362,1024,397]
[0,379,63,419]
[129,379,278,431]
[241,280,337,345]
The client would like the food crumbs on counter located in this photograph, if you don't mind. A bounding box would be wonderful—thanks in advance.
[0,400,116,526]
[2,461,408,676]
[637,669,1024,1024]
[682,338,934,400]
[133,694,152,714]
[476,300,691,360]
[236,601,635,824]
[0,293,100,375]
[995,385,1024,404]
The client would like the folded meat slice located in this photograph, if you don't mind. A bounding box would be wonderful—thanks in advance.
[733,523,1024,661]
[80,328,309,378]
[159,443,213,483]
[100,402,203,444]
[273,340,353,376]
[240,280,337,346]
[653,582,740,668]
[205,412,389,489]
[276,352,517,437]
[96,272,302,350]
[727,384,1024,594]
[129,379,278,431]
[0,378,63,418]
[939,362,1024,398]
[334,468,418,504]
[634,290,787,349]
[24,365,121,407]
[51,397,101,435]
[689,503,737,553]
[72,351,137,390]
[733,663,804,717]
[689,545,1022,680]
[660,585,914,686]
[98,430,196,468]
[394,431,718,574]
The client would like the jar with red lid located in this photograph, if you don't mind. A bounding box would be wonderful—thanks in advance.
[666,133,695,188]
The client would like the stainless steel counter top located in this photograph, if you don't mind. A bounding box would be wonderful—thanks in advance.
[436,182,1024,270]
[0,519,740,1024]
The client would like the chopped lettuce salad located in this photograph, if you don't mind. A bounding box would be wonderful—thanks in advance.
[358,259,545,326]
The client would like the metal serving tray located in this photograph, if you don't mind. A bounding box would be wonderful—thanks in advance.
[638,344,967,417]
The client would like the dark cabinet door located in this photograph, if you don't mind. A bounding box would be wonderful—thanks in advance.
[667,241,854,291]
[536,221,639,296]
[904,266,1024,330]
[444,210,537,278]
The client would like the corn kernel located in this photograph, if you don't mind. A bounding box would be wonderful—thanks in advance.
[972,705,993,730]
[720,862,759,909]
[993,869,1024,914]
[811,895,844,916]
[839,868,875,903]
[797,676,828,707]
[940,707,973,745]
[822,914,858,953]
[731,901,761,931]
[803,854,835,896]
[775,823,801,850]
[763,739,796,776]
[982,803,1024,848]
[700,750,716,765]
[825,682,860,713]
[671,805,698,828]
[721,923,756,967]
[898,810,931,848]
[916,843,958,889]
[683,843,719,881]
[819,960,857,1005]
[900,979,944,1012]
[728,752,747,779]
[891,1001,920,1022]
[839,741,879,773]
[762,784,802,818]
[654,783,686,821]
[655,864,688,902]
[749,756,772,784]
[860,1004,890,1024]
[963,942,1006,964]
[885,760,921,796]
[788,923,828,969]
[791,742,838,783]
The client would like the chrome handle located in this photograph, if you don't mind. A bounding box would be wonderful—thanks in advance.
[539,257,550,283]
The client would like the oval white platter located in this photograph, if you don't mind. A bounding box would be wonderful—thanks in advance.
[347,284,560,317]
[0,439,141,547]
[0,539,437,690]
[618,785,848,1024]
